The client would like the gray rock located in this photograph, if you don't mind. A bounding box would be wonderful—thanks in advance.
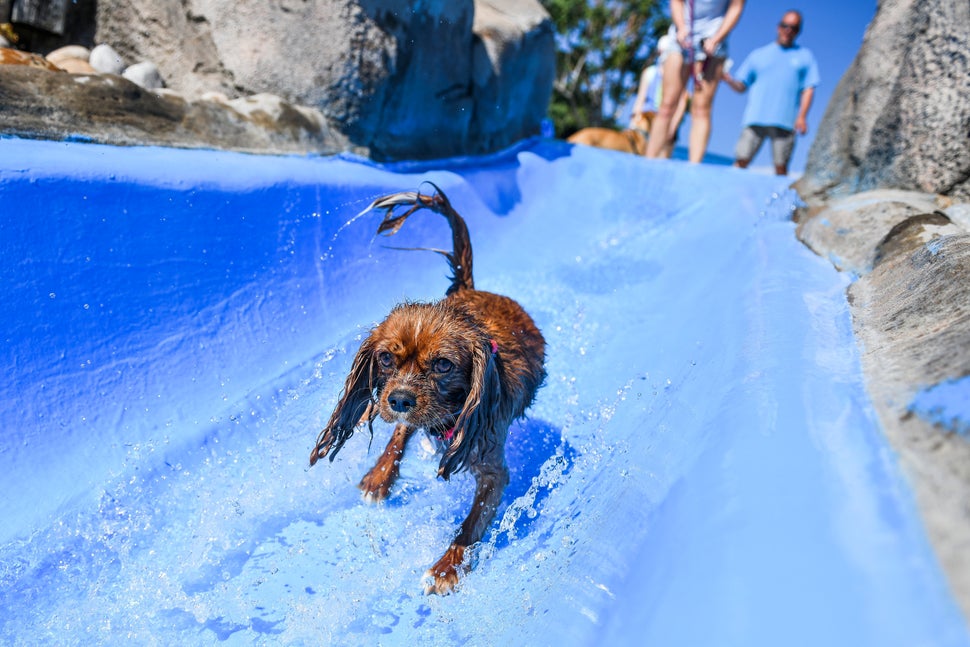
[226,93,330,141]
[942,202,970,231]
[1,1,552,161]
[123,61,164,90]
[844,218,970,617]
[795,0,970,201]
[93,0,554,161]
[796,187,970,620]
[472,0,555,152]
[89,43,125,75]
[0,66,349,155]
[796,189,940,275]
[791,3,970,617]
[199,91,230,104]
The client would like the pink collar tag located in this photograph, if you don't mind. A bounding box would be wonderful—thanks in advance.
[489,339,499,354]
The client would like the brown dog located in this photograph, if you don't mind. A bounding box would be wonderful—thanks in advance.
[310,185,546,595]
[0,47,63,71]
[567,113,652,156]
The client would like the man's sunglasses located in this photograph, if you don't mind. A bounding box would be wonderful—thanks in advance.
[779,22,801,32]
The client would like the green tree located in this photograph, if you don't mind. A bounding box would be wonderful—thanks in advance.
[540,0,669,137]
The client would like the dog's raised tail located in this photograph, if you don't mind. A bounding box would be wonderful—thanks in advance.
[362,184,474,295]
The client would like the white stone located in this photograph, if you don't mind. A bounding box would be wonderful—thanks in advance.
[123,61,164,90]
[47,45,91,65]
[89,44,125,75]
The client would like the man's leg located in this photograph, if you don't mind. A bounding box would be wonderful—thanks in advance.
[770,127,796,176]
[734,125,764,169]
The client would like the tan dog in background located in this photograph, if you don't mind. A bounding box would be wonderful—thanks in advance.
[0,47,63,71]
[567,112,654,156]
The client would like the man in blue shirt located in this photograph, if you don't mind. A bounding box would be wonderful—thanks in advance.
[724,10,820,175]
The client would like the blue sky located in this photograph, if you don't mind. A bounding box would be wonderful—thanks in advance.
[701,1,877,172]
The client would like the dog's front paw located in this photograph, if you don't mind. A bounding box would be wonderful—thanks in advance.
[423,545,470,595]
[358,463,397,502]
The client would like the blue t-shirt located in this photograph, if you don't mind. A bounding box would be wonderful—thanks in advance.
[734,42,820,130]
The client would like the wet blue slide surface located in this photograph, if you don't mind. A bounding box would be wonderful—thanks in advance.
[1,137,967,645]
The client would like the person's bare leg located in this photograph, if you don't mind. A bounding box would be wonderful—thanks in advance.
[687,58,725,163]
[662,90,689,158]
[646,53,688,159]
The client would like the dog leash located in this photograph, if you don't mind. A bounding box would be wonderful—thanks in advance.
[687,0,708,85]
[687,0,695,81]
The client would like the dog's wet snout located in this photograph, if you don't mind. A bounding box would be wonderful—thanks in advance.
[388,389,417,413]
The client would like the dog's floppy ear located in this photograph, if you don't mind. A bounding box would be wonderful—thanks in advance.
[310,336,378,466]
[439,338,502,479]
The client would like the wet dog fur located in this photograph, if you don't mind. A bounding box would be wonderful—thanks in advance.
[309,185,546,595]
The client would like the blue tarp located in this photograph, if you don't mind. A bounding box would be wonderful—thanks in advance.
[1,137,967,645]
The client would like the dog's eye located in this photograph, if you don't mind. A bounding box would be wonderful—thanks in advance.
[378,351,394,368]
[432,358,453,374]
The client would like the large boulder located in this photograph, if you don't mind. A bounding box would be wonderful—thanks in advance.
[793,0,970,619]
[0,65,349,155]
[93,0,554,160]
[0,0,552,160]
[795,0,970,201]
[797,190,970,614]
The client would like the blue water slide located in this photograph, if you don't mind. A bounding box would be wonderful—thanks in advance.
[0,137,966,645]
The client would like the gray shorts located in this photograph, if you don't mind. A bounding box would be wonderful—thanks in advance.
[734,125,795,167]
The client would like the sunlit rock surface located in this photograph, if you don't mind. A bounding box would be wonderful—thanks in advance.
[0,0,554,160]
[791,0,970,619]
[795,0,970,201]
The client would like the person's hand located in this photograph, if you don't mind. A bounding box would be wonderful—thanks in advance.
[794,116,808,135]
[722,73,746,93]
[702,37,720,58]
[676,27,691,50]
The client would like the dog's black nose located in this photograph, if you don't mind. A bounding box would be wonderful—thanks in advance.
[387,389,417,413]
